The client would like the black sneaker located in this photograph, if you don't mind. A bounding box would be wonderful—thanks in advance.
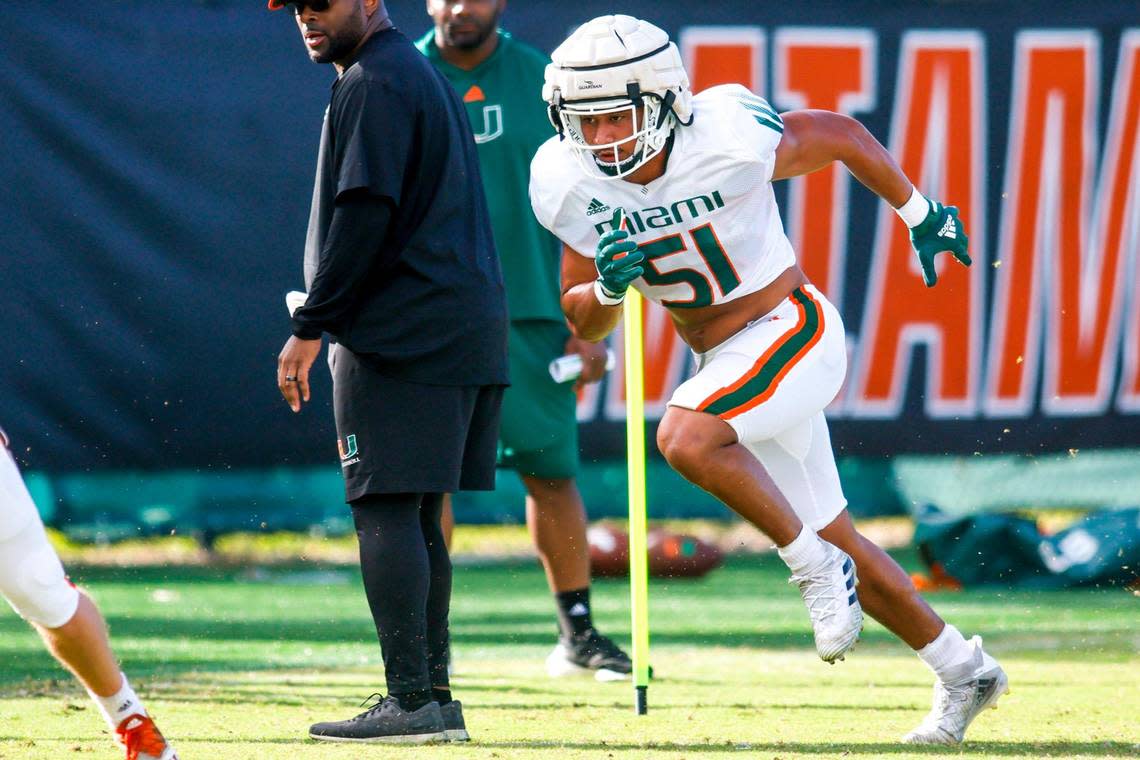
[439,700,470,742]
[545,629,633,682]
[308,695,446,744]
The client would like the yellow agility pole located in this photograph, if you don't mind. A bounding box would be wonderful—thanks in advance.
[623,283,651,715]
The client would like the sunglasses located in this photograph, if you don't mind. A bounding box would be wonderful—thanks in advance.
[286,0,331,13]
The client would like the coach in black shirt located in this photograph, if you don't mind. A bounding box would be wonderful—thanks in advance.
[271,0,507,744]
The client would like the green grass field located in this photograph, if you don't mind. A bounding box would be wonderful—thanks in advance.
[1,550,1137,759]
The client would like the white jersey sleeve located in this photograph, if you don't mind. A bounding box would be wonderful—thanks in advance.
[529,137,605,258]
[699,84,784,183]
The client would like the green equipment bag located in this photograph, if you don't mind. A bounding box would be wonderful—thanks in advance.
[913,504,1140,589]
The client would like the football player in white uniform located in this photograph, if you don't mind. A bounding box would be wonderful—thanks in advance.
[0,428,178,759]
[530,14,1005,746]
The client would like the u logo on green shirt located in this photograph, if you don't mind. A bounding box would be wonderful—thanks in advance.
[471,103,503,144]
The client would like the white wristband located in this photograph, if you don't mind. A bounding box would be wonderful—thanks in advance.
[593,279,625,306]
[895,186,932,228]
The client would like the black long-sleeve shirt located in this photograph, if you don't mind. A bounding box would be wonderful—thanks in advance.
[291,193,392,340]
[292,29,508,387]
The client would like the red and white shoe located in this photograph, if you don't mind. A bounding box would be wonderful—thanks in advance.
[116,714,178,760]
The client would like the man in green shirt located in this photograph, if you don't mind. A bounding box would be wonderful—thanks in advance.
[417,0,631,680]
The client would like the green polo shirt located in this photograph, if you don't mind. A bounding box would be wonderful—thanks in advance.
[417,29,563,322]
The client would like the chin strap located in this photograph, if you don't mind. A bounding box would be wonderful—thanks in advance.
[548,100,565,140]
[625,81,644,106]
[657,90,676,128]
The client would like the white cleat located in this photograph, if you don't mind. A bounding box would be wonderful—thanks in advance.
[903,637,1009,745]
[788,543,863,663]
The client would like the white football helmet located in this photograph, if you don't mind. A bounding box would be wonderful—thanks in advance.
[544,15,693,180]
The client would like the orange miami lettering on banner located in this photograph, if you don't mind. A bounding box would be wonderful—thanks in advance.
[848,31,986,420]
[772,27,877,308]
[984,31,1140,417]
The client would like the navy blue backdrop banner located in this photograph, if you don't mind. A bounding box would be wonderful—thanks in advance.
[1,1,1138,474]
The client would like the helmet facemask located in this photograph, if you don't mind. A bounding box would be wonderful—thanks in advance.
[552,84,679,180]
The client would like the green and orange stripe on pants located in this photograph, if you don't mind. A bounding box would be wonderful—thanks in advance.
[698,287,825,420]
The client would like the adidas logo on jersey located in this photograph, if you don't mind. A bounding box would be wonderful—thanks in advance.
[938,217,957,239]
[586,198,611,216]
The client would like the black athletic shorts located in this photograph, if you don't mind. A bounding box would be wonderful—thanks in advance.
[329,344,504,502]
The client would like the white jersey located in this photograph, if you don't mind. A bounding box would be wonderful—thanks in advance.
[530,84,795,310]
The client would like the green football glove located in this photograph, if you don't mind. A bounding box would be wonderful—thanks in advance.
[595,209,643,299]
[909,201,971,287]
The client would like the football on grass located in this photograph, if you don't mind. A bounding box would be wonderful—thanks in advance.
[588,524,724,579]
[648,528,724,578]
[587,524,630,578]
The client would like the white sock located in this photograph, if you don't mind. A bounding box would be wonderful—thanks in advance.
[88,673,146,730]
[776,525,829,575]
[917,624,978,683]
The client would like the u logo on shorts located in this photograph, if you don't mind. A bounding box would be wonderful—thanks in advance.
[698,287,825,420]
